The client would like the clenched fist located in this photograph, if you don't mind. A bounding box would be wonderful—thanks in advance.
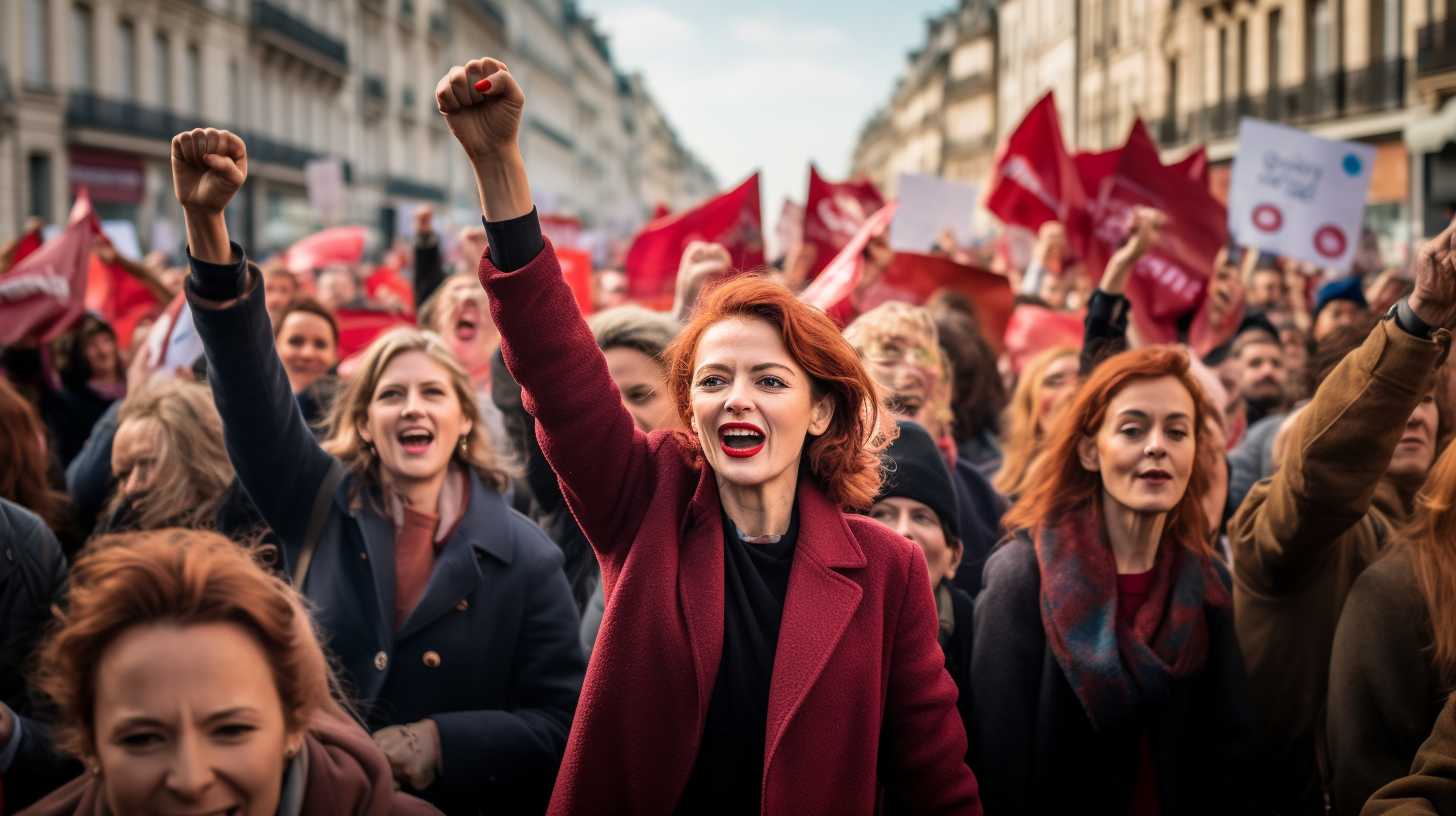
[1409,214,1456,330]
[171,128,247,215]
[436,57,523,161]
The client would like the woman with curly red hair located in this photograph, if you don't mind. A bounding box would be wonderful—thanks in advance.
[437,56,979,814]
[969,346,1256,814]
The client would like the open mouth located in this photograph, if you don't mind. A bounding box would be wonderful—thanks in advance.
[398,428,435,456]
[1136,469,1173,485]
[454,303,481,343]
[719,422,766,458]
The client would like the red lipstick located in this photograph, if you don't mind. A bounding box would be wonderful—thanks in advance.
[719,421,766,459]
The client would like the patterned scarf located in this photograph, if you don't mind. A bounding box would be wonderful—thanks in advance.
[1034,506,1231,732]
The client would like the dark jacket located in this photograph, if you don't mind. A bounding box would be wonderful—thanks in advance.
[1328,547,1448,816]
[1229,319,1447,813]
[413,230,445,310]
[482,237,980,815]
[950,458,1003,598]
[186,250,584,815]
[969,536,1256,815]
[1364,693,1456,816]
[940,581,974,758]
[0,498,79,811]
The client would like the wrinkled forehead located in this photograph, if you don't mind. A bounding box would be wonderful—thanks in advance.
[692,316,798,372]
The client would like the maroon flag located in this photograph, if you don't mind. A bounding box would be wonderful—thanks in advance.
[985,92,1086,233]
[624,174,764,305]
[0,192,100,344]
[802,164,884,279]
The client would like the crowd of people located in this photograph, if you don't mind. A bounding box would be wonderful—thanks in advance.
[2,55,1456,815]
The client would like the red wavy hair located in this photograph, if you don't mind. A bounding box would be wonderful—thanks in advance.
[666,275,888,509]
[1003,346,1214,551]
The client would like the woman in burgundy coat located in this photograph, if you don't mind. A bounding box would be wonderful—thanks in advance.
[435,57,981,815]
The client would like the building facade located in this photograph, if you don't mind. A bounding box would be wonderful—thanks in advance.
[1,0,716,257]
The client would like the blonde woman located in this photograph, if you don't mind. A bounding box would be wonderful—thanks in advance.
[170,126,584,813]
[994,346,1080,500]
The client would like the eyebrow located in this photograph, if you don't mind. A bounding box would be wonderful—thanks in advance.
[377,379,449,391]
[1116,409,1192,422]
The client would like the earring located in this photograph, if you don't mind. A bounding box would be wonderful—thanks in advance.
[458,437,469,456]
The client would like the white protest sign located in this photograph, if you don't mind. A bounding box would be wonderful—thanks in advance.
[304,157,346,223]
[100,220,143,259]
[1228,118,1375,270]
[888,173,979,253]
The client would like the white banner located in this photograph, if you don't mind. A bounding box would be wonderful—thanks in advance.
[1228,118,1375,271]
[888,173,979,254]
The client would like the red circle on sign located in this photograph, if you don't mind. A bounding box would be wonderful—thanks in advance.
[1313,224,1347,259]
[1251,204,1283,233]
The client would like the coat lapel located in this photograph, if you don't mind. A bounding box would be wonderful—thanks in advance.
[763,483,865,773]
[397,476,504,642]
[357,498,398,642]
[680,466,727,727]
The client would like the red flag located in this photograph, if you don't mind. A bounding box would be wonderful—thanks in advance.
[284,226,367,276]
[624,174,764,304]
[365,264,415,315]
[334,308,414,359]
[800,200,897,320]
[11,229,44,267]
[1003,303,1084,374]
[1171,146,1209,187]
[856,252,1014,354]
[985,93,1086,233]
[0,192,99,344]
[85,254,162,348]
[556,246,595,316]
[802,164,884,279]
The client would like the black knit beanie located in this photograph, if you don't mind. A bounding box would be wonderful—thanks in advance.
[876,420,960,540]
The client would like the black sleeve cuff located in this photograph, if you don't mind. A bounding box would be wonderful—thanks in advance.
[1087,289,1130,328]
[483,208,545,273]
[186,242,249,301]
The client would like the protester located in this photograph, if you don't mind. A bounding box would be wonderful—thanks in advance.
[0,497,75,812]
[926,291,1006,478]
[592,268,629,311]
[1364,693,1456,816]
[1246,260,1288,313]
[260,258,298,327]
[412,206,446,309]
[844,300,1003,594]
[1326,437,1456,815]
[971,345,1254,814]
[417,273,511,458]
[443,56,980,813]
[272,297,341,431]
[1312,276,1371,343]
[994,345,1080,500]
[47,316,127,466]
[1230,317,1289,427]
[867,420,974,757]
[171,125,584,812]
[1228,216,1456,813]
[21,529,439,815]
[314,264,361,313]
[0,378,71,545]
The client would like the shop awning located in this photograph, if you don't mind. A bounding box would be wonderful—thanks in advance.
[1406,97,1456,153]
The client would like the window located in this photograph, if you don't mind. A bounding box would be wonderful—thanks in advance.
[1166,57,1179,118]
[1236,19,1248,97]
[1217,26,1228,103]
[1309,0,1334,76]
[228,60,241,125]
[27,153,53,221]
[1268,9,1283,92]
[118,19,137,99]
[24,0,50,87]
[155,32,172,107]
[1371,0,1402,61]
[71,3,94,88]
[186,44,202,114]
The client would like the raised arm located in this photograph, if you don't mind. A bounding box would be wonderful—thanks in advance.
[173,128,335,550]
[1081,207,1163,375]
[1229,218,1456,593]
[437,58,656,556]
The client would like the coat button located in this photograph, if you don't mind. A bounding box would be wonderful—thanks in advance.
[423,650,442,668]
[360,551,368,560]
[373,651,388,671]
[455,599,469,612]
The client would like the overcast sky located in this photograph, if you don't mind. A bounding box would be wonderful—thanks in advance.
[578,0,954,246]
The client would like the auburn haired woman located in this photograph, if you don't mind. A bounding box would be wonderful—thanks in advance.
[437,56,979,814]
[993,345,1079,500]
[970,346,1254,814]
[1326,437,1456,815]
[168,125,584,813]
[21,529,438,815]
[271,297,341,432]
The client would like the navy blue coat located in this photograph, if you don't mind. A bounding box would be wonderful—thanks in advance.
[186,250,584,814]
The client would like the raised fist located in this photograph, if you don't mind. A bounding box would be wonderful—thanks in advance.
[436,57,523,161]
[1409,215,1456,329]
[171,128,247,215]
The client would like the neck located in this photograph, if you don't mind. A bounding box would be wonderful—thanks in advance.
[1102,493,1165,574]
[382,466,449,516]
[716,466,799,540]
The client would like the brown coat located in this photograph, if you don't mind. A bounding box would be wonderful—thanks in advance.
[1229,318,1447,811]
[1364,693,1456,815]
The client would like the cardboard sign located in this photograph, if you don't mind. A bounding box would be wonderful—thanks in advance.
[1228,118,1375,270]
[888,173,979,254]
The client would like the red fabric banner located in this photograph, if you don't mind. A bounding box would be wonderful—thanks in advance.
[1003,303,1084,374]
[800,201,897,319]
[0,192,99,345]
[85,255,162,348]
[624,174,764,302]
[365,264,415,316]
[985,92,1086,235]
[284,226,367,276]
[334,308,414,359]
[856,252,1014,354]
[802,164,884,279]
[556,246,594,316]
[11,230,43,267]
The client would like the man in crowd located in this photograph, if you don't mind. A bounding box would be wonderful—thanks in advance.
[1231,315,1290,428]
[1246,258,1288,313]
[1312,276,1369,342]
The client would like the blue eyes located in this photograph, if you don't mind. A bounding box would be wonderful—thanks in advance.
[695,375,787,390]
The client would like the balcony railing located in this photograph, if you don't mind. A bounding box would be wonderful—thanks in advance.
[251,0,348,68]
[1155,59,1408,148]
[385,176,445,202]
[944,71,992,101]
[65,91,349,176]
[464,0,507,29]
[944,133,996,160]
[1418,21,1456,77]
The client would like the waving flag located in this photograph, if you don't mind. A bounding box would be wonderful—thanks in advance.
[624,174,764,305]
[0,191,100,344]
[802,164,884,279]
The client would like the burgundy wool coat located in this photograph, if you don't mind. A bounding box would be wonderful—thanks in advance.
[480,240,981,816]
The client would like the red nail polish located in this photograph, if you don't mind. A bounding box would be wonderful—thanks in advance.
[474,79,491,92]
